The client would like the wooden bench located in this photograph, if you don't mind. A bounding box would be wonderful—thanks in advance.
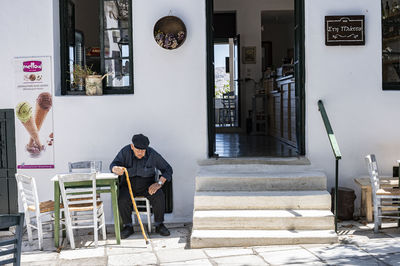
[354,176,399,222]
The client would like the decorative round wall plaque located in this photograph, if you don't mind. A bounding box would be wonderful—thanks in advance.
[153,16,187,50]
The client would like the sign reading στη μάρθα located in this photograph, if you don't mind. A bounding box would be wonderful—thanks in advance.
[325,15,365,46]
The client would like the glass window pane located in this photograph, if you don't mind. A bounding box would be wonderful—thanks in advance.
[104,0,129,29]
[104,29,130,58]
[105,59,130,87]
[60,0,133,94]
[382,0,400,88]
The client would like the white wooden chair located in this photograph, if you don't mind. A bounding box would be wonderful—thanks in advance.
[134,197,152,233]
[58,173,106,249]
[365,154,400,232]
[128,169,162,233]
[133,169,163,233]
[15,174,55,250]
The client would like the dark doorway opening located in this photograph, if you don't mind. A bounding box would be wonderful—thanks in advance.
[0,109,18,214]
[207,0,305,158]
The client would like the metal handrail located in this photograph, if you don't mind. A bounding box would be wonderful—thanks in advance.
[318,100,342,233]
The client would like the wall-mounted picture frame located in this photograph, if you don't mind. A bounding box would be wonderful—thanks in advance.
[243,46,256,64]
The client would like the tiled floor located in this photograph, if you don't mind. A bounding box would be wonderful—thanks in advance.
[3,221,400,265]
[215,133,298,157]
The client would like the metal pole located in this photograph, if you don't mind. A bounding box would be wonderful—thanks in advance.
[335,159,339,233]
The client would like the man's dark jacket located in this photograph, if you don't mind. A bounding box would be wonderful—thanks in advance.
[109,145,173,183]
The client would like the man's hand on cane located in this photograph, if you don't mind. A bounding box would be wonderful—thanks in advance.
[112,166,125,176]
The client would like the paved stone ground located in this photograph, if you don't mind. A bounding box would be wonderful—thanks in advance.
[2,220,400,265]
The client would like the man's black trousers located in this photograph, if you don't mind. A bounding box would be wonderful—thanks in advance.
[118,176,165,225]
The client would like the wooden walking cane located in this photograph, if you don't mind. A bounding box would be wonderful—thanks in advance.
[123,168,149,244]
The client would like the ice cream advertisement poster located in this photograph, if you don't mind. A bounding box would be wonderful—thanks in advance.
[14,56,54,169]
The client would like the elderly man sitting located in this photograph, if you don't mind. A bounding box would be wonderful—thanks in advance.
[110,134,173,238]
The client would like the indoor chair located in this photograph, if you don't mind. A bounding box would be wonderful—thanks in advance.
[15,173,55,250]
[0,213,24,266]
[220,91,236,126]
[365,154,400,233]
[58,173,106,249]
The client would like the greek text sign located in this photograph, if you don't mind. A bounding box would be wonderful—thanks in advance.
[325,16,365,46]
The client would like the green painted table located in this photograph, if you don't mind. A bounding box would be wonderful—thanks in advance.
[52,173,120,248]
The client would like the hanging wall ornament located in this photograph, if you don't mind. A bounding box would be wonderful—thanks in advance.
[153,15,187,50]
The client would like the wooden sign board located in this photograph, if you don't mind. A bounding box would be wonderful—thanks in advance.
[325,15,365,46]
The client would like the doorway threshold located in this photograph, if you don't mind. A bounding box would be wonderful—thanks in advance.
[198,156,310,166]
[215,133,298,157]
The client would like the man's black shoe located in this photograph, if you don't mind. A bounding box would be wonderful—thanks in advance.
[121,225,134,239]
[155,223,170,236]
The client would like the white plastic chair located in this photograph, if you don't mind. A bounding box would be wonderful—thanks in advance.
[15,174,55,250]
[58,173,106,249]
[365,154,400,233]
[68,160,105,197]
[68,160,102,173]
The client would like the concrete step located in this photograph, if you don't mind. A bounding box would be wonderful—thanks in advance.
[196,170,327,191]
[190,229,338,248]
[194,191,331,210]
[198,157,311,166]
[198,164,318,174]
[192,210,335,230]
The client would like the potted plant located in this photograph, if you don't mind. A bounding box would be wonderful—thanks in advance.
[71,64,108,96]
[85,74,104,96]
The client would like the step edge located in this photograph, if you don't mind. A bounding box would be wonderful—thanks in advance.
[195,190,331,196]
[193,210,335,218]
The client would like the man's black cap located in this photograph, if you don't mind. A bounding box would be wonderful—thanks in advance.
[131,134,150,149]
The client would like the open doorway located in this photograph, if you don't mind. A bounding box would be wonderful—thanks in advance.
[208,0,304,158]
[214,38,239,128]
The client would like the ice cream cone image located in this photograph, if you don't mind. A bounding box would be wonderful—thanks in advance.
[16,101,43,149]
[28,92,53,148]
[35,92,52,130]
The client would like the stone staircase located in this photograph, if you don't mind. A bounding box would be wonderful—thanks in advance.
[190,163,338,248]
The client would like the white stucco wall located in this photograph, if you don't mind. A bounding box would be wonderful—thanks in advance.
[0,0,207,223]
[305,0,393,212]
